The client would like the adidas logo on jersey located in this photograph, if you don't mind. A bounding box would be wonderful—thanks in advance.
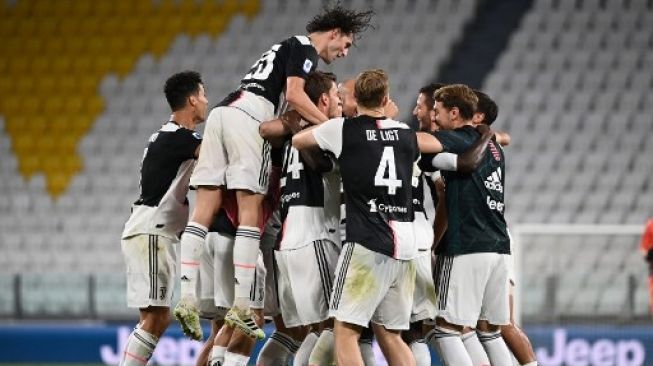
[484,167,503,193]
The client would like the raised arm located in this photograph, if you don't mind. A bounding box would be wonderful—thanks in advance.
[286,76,329,125]
[416,132,444,154]
[495,131,511,146]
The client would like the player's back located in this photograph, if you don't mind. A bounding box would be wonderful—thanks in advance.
[338,116,419,259]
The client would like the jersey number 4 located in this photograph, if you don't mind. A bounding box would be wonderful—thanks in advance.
[244,44,280,81]
[375,146,402,195]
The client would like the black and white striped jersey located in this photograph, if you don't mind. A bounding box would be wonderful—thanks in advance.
[278,142,340,250]
[413,173,436,251]
[239,35,319,113]
[313,115,420,260]
[122,121,201,240]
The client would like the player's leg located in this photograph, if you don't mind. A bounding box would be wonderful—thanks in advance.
[258,314,301,366]
[334,320,364,366]
[427,255,476,366]
[402,322,430,366]
[372,323,415,366]
[225,191,266,339]
[197,319,224,366]
[405,250,437,366]
[477,254,512,366]
[371,257,416,366]
[224,308,264,366]
[120,235,176,365]
[176,107,228,340]
[308,319,336,365]
[501,285,537,365]
[461,327,490,366]
[358,326,376,366]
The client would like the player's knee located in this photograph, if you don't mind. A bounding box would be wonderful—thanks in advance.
[401,322,423,345]
[476,319,500,333]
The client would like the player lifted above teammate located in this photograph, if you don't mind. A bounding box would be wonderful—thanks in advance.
[174,5,374,341]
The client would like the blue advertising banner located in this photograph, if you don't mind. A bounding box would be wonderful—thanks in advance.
[0,324,651,365]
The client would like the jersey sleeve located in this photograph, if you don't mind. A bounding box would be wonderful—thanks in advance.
[433,129,474,155]
[171,129,202,160]
[286,38,319,79]
[313,118,345,157]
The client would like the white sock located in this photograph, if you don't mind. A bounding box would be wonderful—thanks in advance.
[119,327,158,366]
[523,362,538,366]
[233,226,260,307]
[358,338,376,366]
[294,332,319,366]
[223,351,250,366]
[308,329,335,365]
[180,222,207,298]
[427,326,473,366]
[462,331,490,366]
[209,345,227,366]
[257,331,300,365]
[478,330,513,366]
[410,340,431,366]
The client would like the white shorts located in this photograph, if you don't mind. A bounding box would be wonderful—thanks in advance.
[197,232,265,319]
[434,253,510,327]
[121,234,177,308]
[275,240,340,328]
[507,229,515,285]
[411,250,437,323]
[190,96,271,194]
[329,243,416,330]
[261,209,281,317]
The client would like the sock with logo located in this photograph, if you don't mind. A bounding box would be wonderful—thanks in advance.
[233,226,260,309]
[209,345,227,366]
[478,330,513,366]
[119,327,158,366]
[358,326,376,366]
[257,331,300,365]
[180,222,208,298]
[308,329,335,365]
[462,331,491,366]
[427,326,473,366]
[293,331,319,366]
[223,351,250,366]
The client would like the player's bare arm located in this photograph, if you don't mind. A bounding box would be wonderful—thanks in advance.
[416,131,444,153]
[286,76,329,125]
[259,111,302,147]
[495,131,511,146]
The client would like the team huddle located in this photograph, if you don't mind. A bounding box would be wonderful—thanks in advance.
[119,5,538,366]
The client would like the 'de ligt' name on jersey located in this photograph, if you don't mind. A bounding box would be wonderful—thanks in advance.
[313,115,420,260]
[239,35,319,113]
[278,142,340,250]
[122,122,201,240]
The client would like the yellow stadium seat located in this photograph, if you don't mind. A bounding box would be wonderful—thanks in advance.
[72,56,94,73]
[13,135,34,155]
[39,18,59,36]
[1,96,22,115]
[65,37,87,53]
[20,155,41,177]
[149,36,173,57]
[86,97,105,116]
[93,2,114,17]
[39,76,57,94]
[48,173,71,197]
[64,98,84,114]
[39,139,57,154]
[0,18,18,36]
[28,117,48,135]
[58,20,79,35]
[31,57,50,75]
[0,77,12,94]
[79,17,100,35]
[8,57,30,73]
[114,57,134,76]
[86,40,107,57]
[106,37,126,54]
[42,97,65,114]
[43,37,66,55]
[69,1,92,17]
[93,57,113,75]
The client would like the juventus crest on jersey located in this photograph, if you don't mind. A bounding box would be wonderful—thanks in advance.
[122,122,201,240]
[313,115,420,260]
[278,142,340,250]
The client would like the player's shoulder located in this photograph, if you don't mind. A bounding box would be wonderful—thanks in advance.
[376,118,412,130]
[159,122,201,140]
[282,35,313,47]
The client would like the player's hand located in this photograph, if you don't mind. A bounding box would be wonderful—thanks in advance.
[280,110,302,134]
[476,123,495,141]
[384,99,399,119]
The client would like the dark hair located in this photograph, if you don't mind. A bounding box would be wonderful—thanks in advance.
[474,90,498,125]
[164,71,203,111]
[433,84,477,120]
[304,71,337,104]
[419,82,446,111]
[354,69,388,109]
[306,4,374,40]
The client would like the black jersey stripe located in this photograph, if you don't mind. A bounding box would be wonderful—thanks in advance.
[331,243,355,310]
[314,241,331,306]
